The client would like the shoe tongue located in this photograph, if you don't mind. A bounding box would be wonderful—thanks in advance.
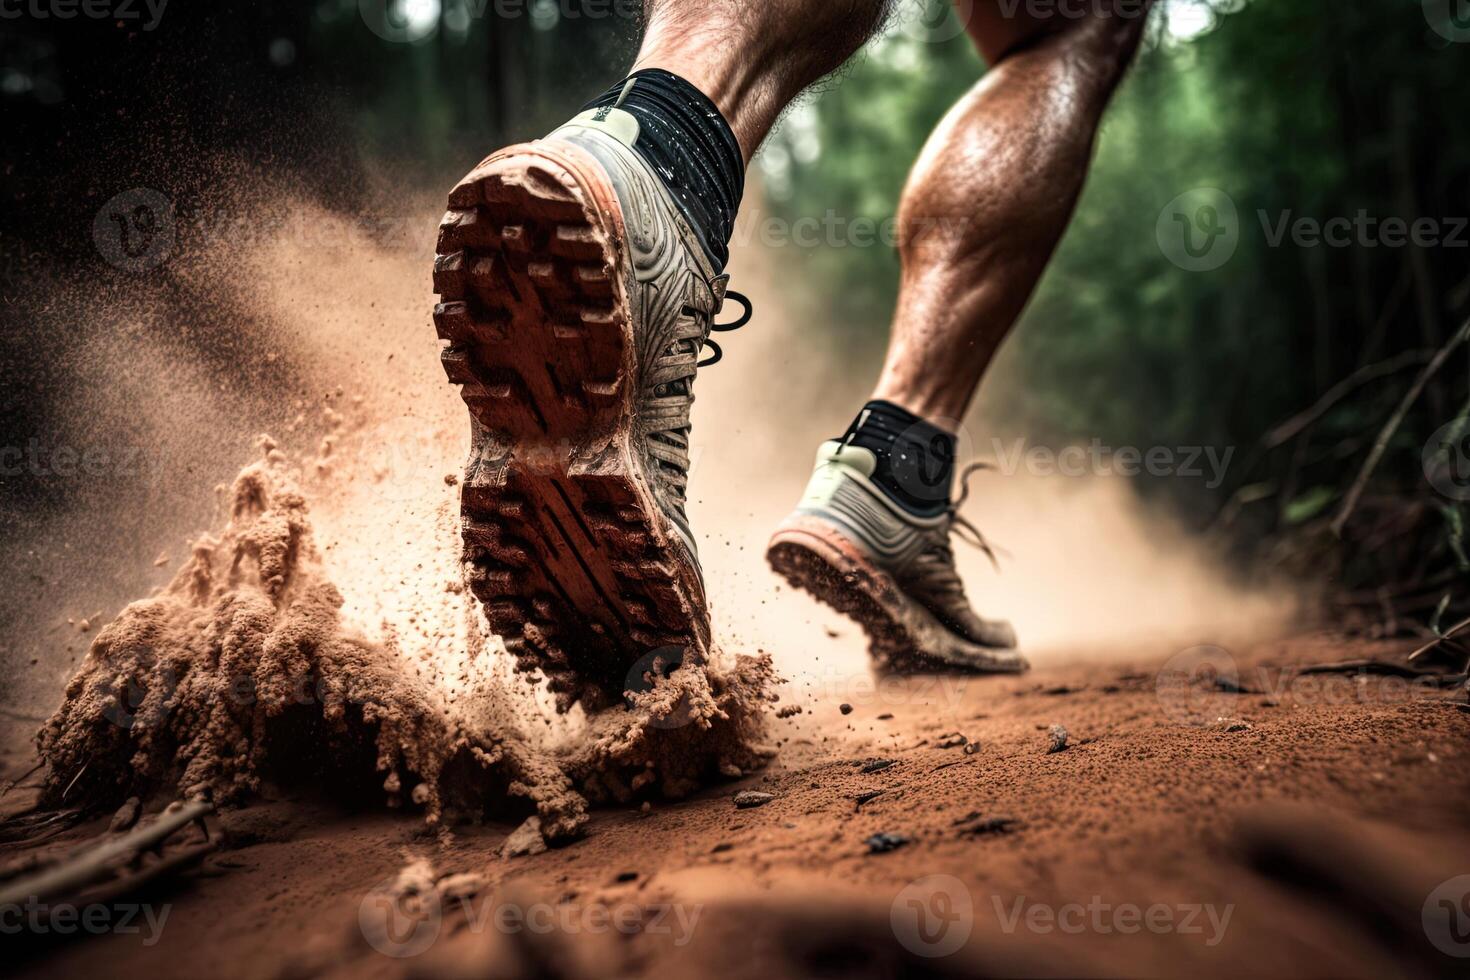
[554,107,641,149]
[818,440,878,476]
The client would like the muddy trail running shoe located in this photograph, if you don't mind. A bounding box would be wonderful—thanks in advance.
[432,116,751,709]
[767,444,1027,674]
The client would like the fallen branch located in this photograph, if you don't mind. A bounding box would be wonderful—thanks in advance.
[1265,348,1433,449]
[1293,659,1465,686]
[0,761,44,801]
[70,842,217,908]
[0,800,212,908]
[1332,316,1470,537]
[0,807,84,846]
[1409,616,1470,668]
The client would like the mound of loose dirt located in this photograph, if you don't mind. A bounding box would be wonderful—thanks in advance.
[35,439,775,841]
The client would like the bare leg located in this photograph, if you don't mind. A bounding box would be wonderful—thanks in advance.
[871,3,1154,423]
[632,0,893,162]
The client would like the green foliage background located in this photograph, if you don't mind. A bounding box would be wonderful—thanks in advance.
[753,0,1470,603]
[5,0,1466,609]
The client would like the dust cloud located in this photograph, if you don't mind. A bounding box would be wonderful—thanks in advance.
[14,164,1292,818]
[692,222,1297,692]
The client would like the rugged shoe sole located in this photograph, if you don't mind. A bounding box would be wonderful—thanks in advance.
[767,517,1027,675]
[434,141,709,708]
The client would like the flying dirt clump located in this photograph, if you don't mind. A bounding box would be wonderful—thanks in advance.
[35,438,777,839]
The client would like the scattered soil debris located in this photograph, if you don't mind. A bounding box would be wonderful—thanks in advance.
[502,816,548,858]
[108,797,141,833]
[954,812,1022,836]
[35,441,777,841]
[864,832,910,853]
[1046,724,1069,754]
[733,791,774,809]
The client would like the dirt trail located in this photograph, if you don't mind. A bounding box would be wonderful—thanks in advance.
[7,633,1468,978]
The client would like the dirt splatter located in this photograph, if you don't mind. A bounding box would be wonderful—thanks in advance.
[35,438,774,839]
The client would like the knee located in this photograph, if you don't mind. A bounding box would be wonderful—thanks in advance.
[1066,4,1152,71]
[996,1,1154,90]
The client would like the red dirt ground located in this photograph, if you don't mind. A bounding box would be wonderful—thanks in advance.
[5,632,1468,979]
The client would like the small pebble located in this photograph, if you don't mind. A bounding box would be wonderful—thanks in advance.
[733,790,774,809]
[1046,724,1069,754]
[502,815,548,857]
[864,832,910,854]
[109,797,141,833]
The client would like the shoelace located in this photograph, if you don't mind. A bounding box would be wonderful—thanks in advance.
[948,460,1002,572]
[908,461,1005,603]
[644,275,751,511]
